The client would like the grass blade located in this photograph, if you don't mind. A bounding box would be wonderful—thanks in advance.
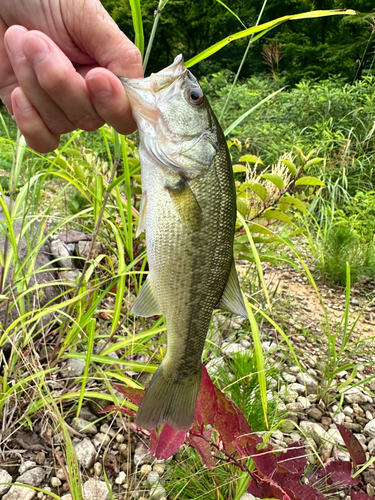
[185,10,355,67]
[128,0,144,57]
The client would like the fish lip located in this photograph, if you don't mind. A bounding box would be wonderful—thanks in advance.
[119,54,186,94]
[119,54,187,124]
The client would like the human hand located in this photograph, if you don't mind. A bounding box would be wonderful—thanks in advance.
[0,0,143,152]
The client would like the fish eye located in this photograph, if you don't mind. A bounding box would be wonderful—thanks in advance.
[187,88,204,106]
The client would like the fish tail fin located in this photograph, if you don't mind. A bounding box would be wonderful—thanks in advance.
[136,363,201,431]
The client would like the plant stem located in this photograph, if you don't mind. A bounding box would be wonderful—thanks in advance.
[143,9,161,74]
[219,0,268,123]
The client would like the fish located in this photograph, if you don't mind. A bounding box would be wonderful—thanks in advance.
[120,54,247,431]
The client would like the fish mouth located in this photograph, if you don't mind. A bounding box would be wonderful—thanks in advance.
[120,54,186,122]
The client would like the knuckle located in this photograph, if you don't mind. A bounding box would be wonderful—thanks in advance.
[73,113,105,131]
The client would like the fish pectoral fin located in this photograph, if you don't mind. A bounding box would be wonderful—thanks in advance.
[217,261,248,318]
[131,276,162,317]
[166,177,202,232]
[136,191,147,238]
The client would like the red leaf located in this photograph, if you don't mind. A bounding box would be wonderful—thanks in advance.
[186,430,216,469]
[113,385,144,407]
[248,473,293,500]
[336,424,367,467]
[196,364,218,425]
[233,435,277,476]
[325,460,359,487]
[214,387,260,453]
[277,443,307,475]
[351,491,374,500]
[149,423,187,460]
[283,481,326,500]
[99,405,135,416]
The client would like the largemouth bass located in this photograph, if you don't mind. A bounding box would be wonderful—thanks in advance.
[121,55,247,430]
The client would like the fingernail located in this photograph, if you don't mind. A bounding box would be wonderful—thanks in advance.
[14,91,32,113]
[87,74,112,98]
[23,34,49,65]
[5,26,27,59]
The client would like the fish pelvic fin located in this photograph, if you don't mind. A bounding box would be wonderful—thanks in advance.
[132,276,162,317]
[217,260,248,318]
[136,362,201,431]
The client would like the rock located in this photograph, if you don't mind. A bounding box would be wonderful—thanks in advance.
[115,471,126,485]
[0,469,12,495]
[221,343,246,355]
[58,230,91,244]
[51,477,62,488]
[0,198,62,327]
[93,433,110,447]
[364,419,375,438]
[18,462,37,475]
[288,383,306,395]
[147,471,160,486]
[74,438,96,469]
[3,486,37,500]
[332,412,345,425]
[134,443,153,466]
[60,358,86,379]
[333,446,350,461]
[61,496,72,500]
[93,463,102,476]
[153,464,165,475]
[368,438,375,452]
[118,443,128,457]
[320,440,334,461]
[56,469,66,481]
[286,402,303,412]
[83,479,110,500]
[367,484,375,497]
[344,422,363,432]
[283,373,297,383]
[297,373,318,389]
[321,416,332,426]
[50,239,74,268]
[344,387,372,404]
[17,467,46,486]
[239,495,257,500]
[149,485,167,500]
[297,397,311,409]
[279,420,296,433]
[35,453,45,466]
[79,407,97,422]
[308,408,323,421]
[71,418,97,435]
[327,428,345,446]
[299,421,328,445]
[140,464,152,475]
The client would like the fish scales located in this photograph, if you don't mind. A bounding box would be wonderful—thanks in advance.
[121,55,246,430]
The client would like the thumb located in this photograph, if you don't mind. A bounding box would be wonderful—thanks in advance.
[62,0,143,79]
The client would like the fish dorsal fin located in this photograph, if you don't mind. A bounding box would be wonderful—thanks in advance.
[217,261,248,318]
[132,276,162,317]
[136,191,147,238]
[166,177,202,232]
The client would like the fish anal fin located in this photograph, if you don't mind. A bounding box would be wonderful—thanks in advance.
[166,178,202,232]
[131,276,162,317]
[217,261,248,318]
[136,191,147,238]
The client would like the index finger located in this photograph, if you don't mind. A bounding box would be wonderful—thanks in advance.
[0,15,17,113]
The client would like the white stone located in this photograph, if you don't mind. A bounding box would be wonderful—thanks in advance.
[364,419,375,438]
[0,469,12,495]
[16,467,45,486]
[297,373,317,388]
[3,486,36,500]
[286,402,303,412]
[344,387,372,404]
[222,343,246,355]
[368,438,375,452]
[147,471,160,486]
[115,471,126,485]
[334,446,351,462]
[288,383,306,395]
[283,373,297,383]
[239,494,257,500]
[74,438,96,469]
[18,462,37,475]
[333,412,345,425]
[56,469,66,481]
[134,442,153,466]
[343,406,354,416]
[71,418,97,435]
[149,485,167,500]
[326,428,345,446]
[297,396,311,409]
[83,479,110,500]
[51,477,62,488]
[299,421,328,445]
[366,411,374,420]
